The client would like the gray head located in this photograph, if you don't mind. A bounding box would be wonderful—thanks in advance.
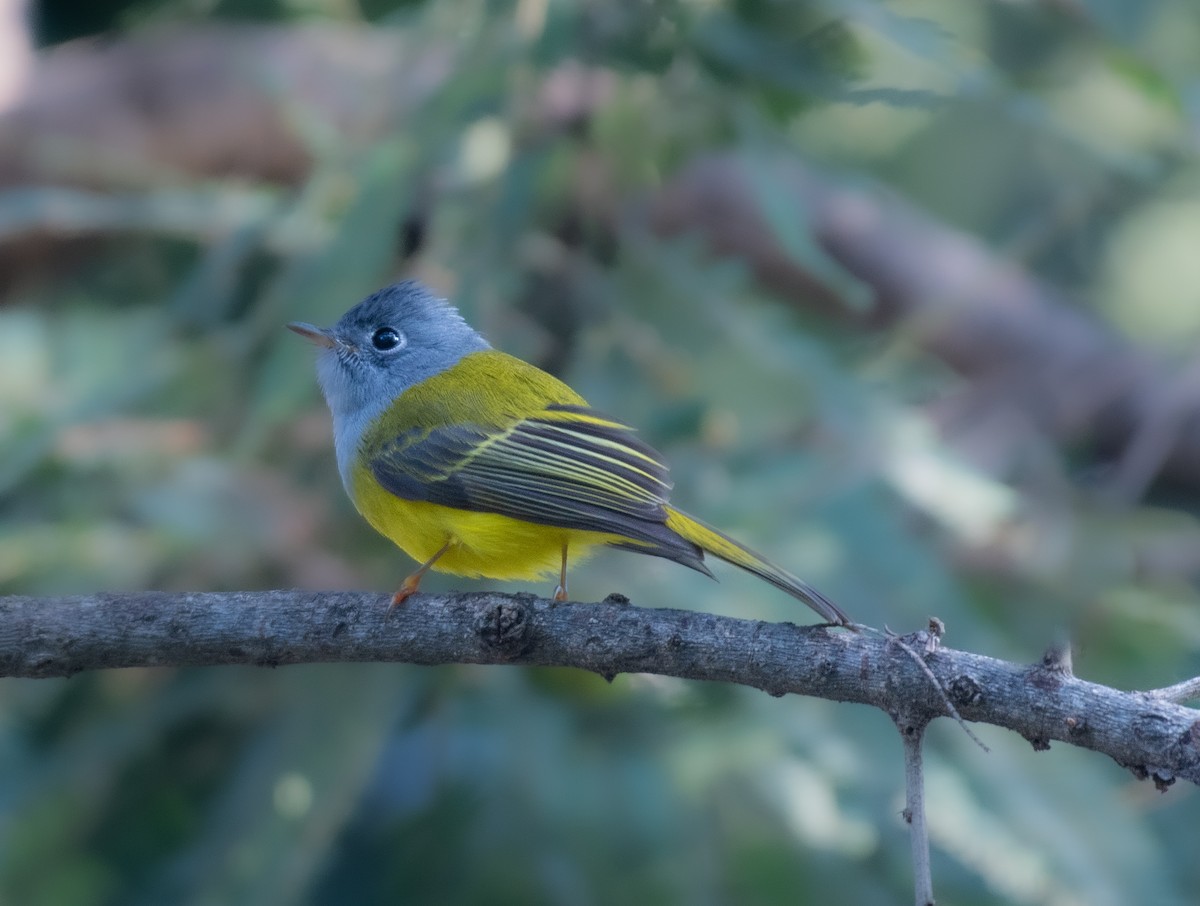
[288,281,490,488]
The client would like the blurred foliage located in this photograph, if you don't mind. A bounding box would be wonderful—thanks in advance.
[3,0,1200,903]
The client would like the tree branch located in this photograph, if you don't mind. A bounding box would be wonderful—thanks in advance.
[897,718,934,906]
[2,590,1197,787]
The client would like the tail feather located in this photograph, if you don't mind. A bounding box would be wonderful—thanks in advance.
[664,507,849,626]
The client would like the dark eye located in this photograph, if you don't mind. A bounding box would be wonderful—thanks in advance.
[371,327,404,352]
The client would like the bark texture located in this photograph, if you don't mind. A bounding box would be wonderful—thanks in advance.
[2,590,1196,787]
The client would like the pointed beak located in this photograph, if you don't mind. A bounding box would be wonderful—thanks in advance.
[287,322,338,349]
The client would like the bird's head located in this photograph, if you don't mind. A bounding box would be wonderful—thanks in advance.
[289,280,490,489]
[289,280,490,430]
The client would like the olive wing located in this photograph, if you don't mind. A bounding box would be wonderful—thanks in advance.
[368,404,682,540]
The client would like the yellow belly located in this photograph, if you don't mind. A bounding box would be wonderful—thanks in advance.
[351,471,621,581]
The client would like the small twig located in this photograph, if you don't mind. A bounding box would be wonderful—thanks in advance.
[1144,675,1200,705]
[899,718,935,906]
[883,621,990,754]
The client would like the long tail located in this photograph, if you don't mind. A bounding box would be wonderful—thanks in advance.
[664,507,849,626]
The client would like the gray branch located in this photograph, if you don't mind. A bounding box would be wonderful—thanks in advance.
[899,719,934,906]
[1,590,1197,787]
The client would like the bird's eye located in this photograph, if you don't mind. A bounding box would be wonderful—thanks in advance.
[371,327,405,352]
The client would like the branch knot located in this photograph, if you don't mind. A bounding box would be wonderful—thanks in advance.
[475,597,532,658]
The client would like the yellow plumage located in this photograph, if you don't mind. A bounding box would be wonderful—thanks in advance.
[349,350,647,579]
[348,492,623,581]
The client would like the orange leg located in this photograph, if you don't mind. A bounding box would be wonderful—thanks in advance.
[553,542,569,602]
[391,539,453,608]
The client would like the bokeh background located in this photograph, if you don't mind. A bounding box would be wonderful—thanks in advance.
[2,0,1199,903]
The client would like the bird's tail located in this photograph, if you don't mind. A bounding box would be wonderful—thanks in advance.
[664,507,849,626]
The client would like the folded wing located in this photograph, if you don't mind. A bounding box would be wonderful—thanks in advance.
[368,403,711,573]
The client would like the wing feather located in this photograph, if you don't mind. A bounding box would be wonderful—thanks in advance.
[368,404,693,548]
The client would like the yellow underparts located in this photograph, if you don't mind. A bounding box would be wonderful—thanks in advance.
[351,467,624,580]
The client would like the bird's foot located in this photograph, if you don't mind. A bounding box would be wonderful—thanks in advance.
[390,574,422,609]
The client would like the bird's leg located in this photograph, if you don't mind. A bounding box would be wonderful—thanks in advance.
[554,542,569,602]
[391,539,453,607]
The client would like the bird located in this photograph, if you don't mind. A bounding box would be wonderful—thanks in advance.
[289,281,848,625]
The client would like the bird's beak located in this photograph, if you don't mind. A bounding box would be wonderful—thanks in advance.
[287,322,338,349]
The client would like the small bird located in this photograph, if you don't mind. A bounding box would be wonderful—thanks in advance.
[289,281,848,625]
